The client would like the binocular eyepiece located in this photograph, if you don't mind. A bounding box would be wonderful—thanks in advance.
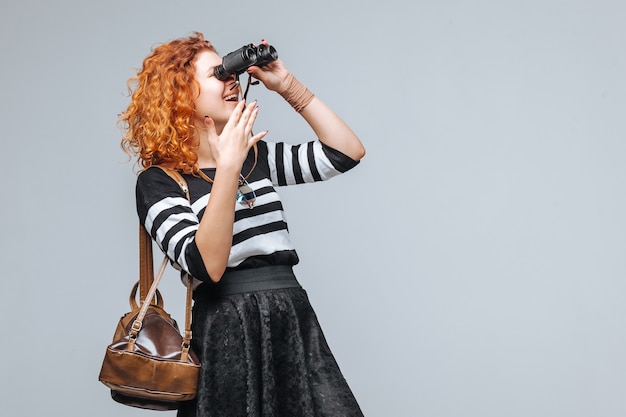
[214,43,278,81]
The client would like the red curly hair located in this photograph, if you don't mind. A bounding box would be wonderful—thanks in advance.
[120,32,216,174]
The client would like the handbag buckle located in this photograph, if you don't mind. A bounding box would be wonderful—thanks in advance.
[130,320,142,335]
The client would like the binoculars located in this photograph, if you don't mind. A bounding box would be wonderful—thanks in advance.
[214,43,278,81]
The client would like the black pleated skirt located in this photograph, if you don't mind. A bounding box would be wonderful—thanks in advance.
[177,266,363,417]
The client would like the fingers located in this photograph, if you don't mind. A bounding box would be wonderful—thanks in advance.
[249,129,268,147]
[230,100,258,131]
[247,60,288,92]
[241,99,257,118]
[225,99,256,127]
[238,101,266,149]
[221,99,263,145]
[243,101,259,130]
[226,100,246,126]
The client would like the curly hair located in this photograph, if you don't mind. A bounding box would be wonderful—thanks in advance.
[119,32,216,174]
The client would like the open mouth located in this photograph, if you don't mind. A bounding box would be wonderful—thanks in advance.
[224,94,239,102]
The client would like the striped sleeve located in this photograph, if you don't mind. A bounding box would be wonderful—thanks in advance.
[135,167,210,281]
[264,140,360,186]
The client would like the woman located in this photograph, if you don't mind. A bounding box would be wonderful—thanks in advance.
[120,32,366,417]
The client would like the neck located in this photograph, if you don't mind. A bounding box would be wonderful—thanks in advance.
[196,150,216,169]
[194,123,221,169]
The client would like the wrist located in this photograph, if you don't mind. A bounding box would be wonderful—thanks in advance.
[214,160,243,178]
[278,73,315,113]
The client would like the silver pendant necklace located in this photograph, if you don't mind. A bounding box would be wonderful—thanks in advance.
[197,145,258,209]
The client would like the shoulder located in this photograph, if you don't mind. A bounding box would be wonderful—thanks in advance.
[137,166,175,189]
[136,166,187,205]
[138,165,190,184]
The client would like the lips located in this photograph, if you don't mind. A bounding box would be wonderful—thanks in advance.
[224,93,239,102]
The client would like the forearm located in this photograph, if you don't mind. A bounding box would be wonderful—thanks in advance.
[249,59,365,161]
[194,167,240,282]
[298,96,365,161]
[278,73,365,161]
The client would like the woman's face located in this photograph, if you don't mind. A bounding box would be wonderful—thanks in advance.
[193,50,239,130]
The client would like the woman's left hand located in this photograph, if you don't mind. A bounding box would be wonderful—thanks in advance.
[246,41,291,93]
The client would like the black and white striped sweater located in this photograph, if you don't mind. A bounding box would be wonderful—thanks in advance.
[136,140,359,284]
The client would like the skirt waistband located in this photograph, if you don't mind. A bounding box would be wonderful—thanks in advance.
[193,265,301,297]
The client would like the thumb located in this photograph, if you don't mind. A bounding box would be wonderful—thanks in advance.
[246,66,262,80]
[204,116,218,139]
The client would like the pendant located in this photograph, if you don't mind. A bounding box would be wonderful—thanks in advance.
[236,183,256,209]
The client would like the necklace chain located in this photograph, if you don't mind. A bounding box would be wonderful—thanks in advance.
[196,144,258,185]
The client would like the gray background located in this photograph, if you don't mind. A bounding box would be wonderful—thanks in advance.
[1,0,625,416]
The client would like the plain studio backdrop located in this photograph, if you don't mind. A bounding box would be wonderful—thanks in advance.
[1,0,625,416]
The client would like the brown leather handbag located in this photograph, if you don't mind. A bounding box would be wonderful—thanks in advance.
[99,168,200,410]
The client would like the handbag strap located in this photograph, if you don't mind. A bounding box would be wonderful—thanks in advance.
[139,224,155,304]
[138,168,189,301]
[128,254,170,342]
[131,166,193,360]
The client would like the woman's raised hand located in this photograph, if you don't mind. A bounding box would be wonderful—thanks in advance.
[203,100,267,170]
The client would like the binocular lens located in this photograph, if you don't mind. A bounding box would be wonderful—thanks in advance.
[214,43,278,81]
[256,45,278,66]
